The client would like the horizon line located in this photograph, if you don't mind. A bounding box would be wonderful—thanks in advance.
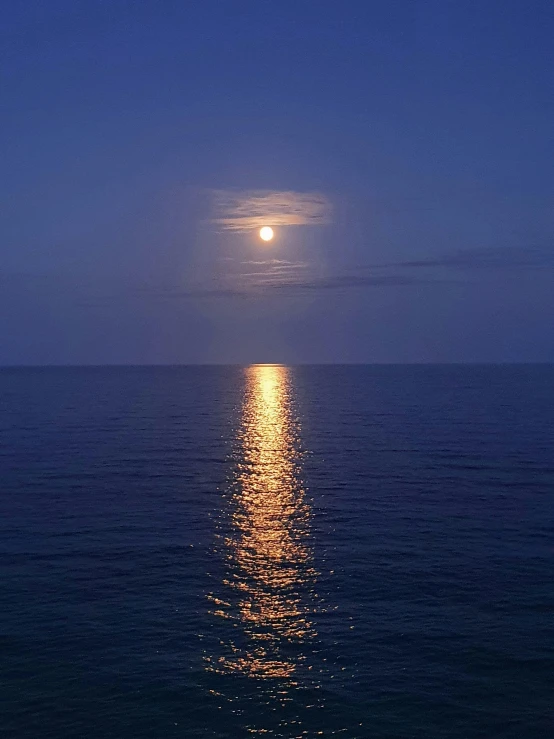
[1,362,553,369]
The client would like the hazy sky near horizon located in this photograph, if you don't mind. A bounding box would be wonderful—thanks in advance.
[2,0,553,364]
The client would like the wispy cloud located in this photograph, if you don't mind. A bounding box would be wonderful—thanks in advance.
[175,244,553,299]
[119,270,435,302]
[12,244,549,308]
[377,245,554,271]
[253,272,427,292]
[211,189,332,231]
[241,259,302,266]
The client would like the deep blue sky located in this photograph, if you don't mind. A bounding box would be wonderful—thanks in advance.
[2,0,553,363]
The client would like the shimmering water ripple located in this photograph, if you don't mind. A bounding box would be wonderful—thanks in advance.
[1,365,553,738]
[207,365,318,684]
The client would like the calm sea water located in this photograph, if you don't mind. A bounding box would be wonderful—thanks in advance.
[1,365,553,738]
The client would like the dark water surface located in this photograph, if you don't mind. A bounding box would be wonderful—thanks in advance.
[1,365,553,738]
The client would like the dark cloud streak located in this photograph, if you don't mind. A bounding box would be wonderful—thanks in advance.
[373,245,554,272]
[4,245,551,308]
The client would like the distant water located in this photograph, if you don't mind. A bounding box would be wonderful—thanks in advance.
[1,365,553,738]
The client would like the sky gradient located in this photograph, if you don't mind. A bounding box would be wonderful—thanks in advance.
[2,0,553,364]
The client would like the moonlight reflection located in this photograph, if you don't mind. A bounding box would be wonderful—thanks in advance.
[207,364,318,680]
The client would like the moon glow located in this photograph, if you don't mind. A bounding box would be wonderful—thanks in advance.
[259,226,274,242]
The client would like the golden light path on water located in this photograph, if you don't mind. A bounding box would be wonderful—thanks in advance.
[207,364,318,682]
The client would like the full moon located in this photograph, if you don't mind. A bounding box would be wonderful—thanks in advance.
[259,226,274,242]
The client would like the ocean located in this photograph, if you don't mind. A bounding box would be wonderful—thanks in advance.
[1,365,553,738]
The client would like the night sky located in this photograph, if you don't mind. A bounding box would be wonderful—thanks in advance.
[2,1,553,364]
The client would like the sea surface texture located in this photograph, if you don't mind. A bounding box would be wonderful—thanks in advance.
[1,365,553,738]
